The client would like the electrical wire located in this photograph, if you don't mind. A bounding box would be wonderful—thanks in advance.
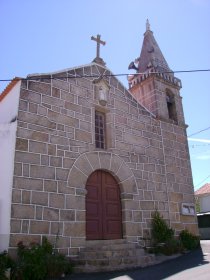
[1,68,209,190]
[195,174,210,188]
[0,69,210,82]
[188,126,210,137]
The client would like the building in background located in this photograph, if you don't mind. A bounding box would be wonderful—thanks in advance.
[0,79,21,252]
[195,183,210,239]
[195,183,210,213]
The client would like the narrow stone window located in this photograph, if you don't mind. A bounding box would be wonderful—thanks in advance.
[95,111,106,149]
[166,92,177,122]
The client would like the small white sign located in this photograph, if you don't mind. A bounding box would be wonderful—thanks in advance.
[181,203,195,216]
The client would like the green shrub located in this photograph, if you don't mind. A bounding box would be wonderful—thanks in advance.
[179,229,200,250]
[12,237,73,280]
[151,211,174,244]
[0,251,14,280]
[160,238,184,255]
[46,252,73,278]
[14,240,48,280]
[149,211,200,256]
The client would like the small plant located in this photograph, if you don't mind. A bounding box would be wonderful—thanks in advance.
[46,252,73,278]
[151,211,174,244]
[195,197,200,213]
[179,229,200,250]
[12,236,73,280]
[160,238,184,255]
[15,240,48,280]
[0,251,14,280]
[149,211,199,256]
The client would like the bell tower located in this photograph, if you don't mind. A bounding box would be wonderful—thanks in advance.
[128,20,185,126]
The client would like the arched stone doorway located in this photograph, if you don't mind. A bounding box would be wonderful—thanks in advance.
[86,170,123,240]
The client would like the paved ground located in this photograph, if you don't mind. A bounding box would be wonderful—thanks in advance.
[66,240,210,280]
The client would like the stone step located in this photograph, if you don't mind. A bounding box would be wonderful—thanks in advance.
[72,239,155,272]
[73,254,155,273]
[79,247,145,259]
[84,239,126,248]
[81,242,141,252]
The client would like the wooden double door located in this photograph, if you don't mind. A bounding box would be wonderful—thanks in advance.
[86,170,123,240]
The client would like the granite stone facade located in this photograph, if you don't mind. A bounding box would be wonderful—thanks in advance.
[9,61,198,258]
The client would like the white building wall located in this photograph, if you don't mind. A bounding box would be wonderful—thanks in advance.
[0,81,21,251]
[0,122,17,251]
[200,195,210,213]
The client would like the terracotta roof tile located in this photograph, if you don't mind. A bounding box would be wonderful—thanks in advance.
[0,77,21,103]
[195,183,210,195]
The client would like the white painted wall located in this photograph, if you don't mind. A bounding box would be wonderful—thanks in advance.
[0,81,21,252]
[200,195,210,213]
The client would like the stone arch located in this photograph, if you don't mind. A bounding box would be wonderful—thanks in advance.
[67,151,139,240]
[67,151,137,195]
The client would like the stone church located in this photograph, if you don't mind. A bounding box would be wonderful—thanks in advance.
[0,21,198,271]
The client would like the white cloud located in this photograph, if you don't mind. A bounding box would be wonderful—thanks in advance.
[196,155,210,160]
[188,138,210,143]
[191,148,210,160]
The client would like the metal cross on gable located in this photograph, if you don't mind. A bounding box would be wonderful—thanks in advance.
[91,34,106,59]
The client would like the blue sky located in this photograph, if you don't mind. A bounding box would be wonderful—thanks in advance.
[1,0,209,190]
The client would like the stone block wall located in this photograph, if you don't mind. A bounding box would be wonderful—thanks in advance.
[161,122,198,234]
[10,63,198,257]
[130,76,185,126]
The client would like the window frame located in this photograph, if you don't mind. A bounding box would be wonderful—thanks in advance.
[95,110,106,149]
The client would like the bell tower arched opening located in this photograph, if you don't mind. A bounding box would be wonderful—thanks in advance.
[166,89,177,122]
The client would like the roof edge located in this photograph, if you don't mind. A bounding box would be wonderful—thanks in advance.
[195,183,210,195]
[0,77,22,103]
[27,62,108,78]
